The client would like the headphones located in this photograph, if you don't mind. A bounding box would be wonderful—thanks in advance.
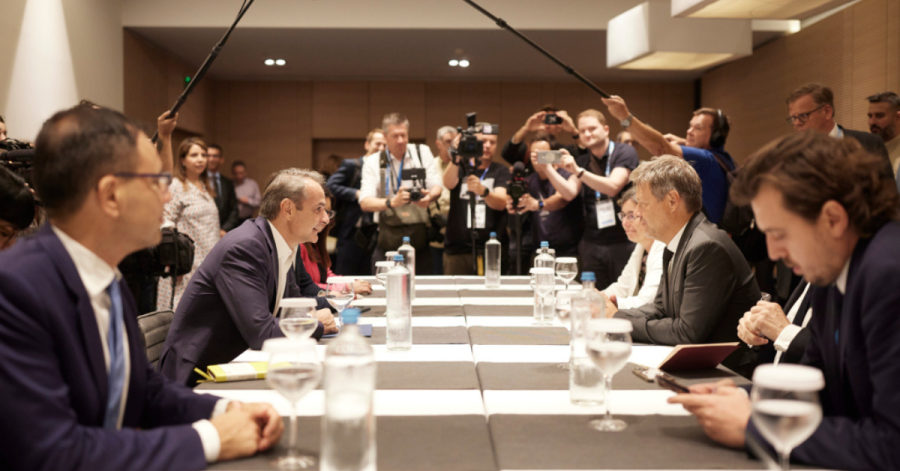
[709,109,728,149]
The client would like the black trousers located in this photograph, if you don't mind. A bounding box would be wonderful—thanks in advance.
[578,239,635,289]
[335,239,372,276]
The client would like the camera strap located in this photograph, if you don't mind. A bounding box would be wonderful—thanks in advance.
[384,149,405,196]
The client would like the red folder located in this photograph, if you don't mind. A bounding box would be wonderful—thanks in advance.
[658,342,740,371]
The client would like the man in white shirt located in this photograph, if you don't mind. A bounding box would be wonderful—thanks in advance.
[232,159,261,223]
[866,91,900,175]
[0,106,282,470]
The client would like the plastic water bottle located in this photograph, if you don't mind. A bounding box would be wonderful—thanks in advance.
[535,241,555,269]
[485,232,502,288]
[569,271,606,406]
[386,254,412,350]
[398,237,416,300]
[321,308,376,471]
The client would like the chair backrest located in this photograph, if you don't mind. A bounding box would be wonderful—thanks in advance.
[136,310,174,370]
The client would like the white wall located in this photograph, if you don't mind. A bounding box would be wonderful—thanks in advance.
[0,0,123,141]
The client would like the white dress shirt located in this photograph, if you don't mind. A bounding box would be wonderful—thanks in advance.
[359,144,442,222]
[603,240,665,310]
[52,225,229,463]
[268,220,297,317]
[773,282,813,364]
[666,220,690,260]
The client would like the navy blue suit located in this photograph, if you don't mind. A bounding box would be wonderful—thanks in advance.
[326,157,374,276]
[159,217,326,385]
[0,225,218,471]
[746,221,900,470]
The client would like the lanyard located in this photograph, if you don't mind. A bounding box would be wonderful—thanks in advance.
[479,166,490,181]
[384,149,405,196]
[834,126,844,139]
[595,141,615,201]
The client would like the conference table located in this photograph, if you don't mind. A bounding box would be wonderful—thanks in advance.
[198,276,772,471]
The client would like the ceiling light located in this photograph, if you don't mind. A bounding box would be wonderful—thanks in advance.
[264,59,275,66]
[672,0,854,19]
[607,1,751,70]
[275,59,286,66]
[459,60,470,68]
[449,59,459,67]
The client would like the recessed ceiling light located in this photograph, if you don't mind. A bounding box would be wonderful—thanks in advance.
[275,59,286,66]
[459,60,470,68]
[264,59,275,66]
[449,59,459,67]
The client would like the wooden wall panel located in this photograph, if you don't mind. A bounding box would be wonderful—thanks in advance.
[424,82,462,145]
[702,0,900,163]
[369,81,426,139]
[312,82,369,139]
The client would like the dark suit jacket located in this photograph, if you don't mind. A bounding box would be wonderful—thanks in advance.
[841,126,894,180]
[326,157,371,241]
[159,217,326,385]
[754,280,812,366]
[213,173,240,231]
[746,221,900,470]
[0,225,218,471]
[615,212,761,345]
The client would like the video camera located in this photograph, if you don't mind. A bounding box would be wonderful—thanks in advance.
[454,112,483,174]
[1,139,35,178]
[508,162,529,210]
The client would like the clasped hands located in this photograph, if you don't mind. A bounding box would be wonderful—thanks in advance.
[212,401,285,461]
[737,301,791,346]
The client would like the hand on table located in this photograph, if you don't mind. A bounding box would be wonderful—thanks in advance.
[316,308,338,334]
[353,280,373,295]
[667,383,750,449]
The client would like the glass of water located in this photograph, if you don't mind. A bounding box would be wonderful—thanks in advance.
[375,261,394,286]
[385,251,399,262]
[532,267,556,326]
[264,338,322,469]
[555,257,578,291]
[751,364,824,470]
[585,318,633,432]
[279,298,319,340]
[326,277,355,327]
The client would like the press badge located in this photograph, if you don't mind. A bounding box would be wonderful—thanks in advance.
[596,199,616,229]
[467,203,487,229]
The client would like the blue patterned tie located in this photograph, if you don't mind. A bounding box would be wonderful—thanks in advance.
[104,280,126,429]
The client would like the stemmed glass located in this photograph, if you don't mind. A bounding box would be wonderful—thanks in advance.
[264,338,322,469]
[555,257,578,292]
[326,277,355,327]
[585,318,633,432]
[750,364,824,470]
[532,267,556,326]
[375,261,393,287]
[279,298,319,340]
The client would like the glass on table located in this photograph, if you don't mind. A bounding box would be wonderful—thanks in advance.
[751,364,824,470]
[325,277,355,328]
[532,267,556,326]
[585,318,633,432]
[375,261,394,286]
[555,257,578,291]
[264,338,322,470]
[384,251,399,262]
[279,298,319,340]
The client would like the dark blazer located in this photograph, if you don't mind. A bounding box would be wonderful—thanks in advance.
[159,217,326,385]
[841,126,894,179]
[326,157,371,241]
[615,212,761,345]
[0,225,218,471]
[213,173,240,231]
[746,221,900,470]
[754,280,812,366]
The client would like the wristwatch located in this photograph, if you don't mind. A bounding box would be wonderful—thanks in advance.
[538,200,544,211]
[620,113,633,128]
[385,197,392,209]
[482,187,490,198]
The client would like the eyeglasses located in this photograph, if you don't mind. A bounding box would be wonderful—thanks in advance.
[113,172,173,190]
[617,211,639,222]
[319,208,336,219]
[785,105,825,125]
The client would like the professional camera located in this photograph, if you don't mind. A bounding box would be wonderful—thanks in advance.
[508,162,529,210]
[0,139,35,178]
[543,113,562,125]
[402,168,426,202]
[455,112,483,168]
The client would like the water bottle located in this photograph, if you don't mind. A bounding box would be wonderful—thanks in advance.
[569,271,606,406]
[321,308,376,471]
[398,237,416,301]
[485,232,502,288]
[386,254,412,350]
[535,241,555,269]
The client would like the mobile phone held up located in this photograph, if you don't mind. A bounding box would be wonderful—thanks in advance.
[544,113,562,125]
[536,150,563,165]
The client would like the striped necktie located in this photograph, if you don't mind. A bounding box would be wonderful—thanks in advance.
[104,281,126,429]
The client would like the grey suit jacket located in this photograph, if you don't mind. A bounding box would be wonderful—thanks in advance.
[159,217,325,385]
[615,212,761,345]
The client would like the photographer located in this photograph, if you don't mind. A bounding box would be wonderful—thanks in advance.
[359,113,442,274]
[506,134,580,270]
[0,166,35,250]
[500,106,582,171]
[0,115,7,141]
[442,122,510,275]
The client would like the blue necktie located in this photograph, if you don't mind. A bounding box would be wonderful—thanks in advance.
[104,281,126,429]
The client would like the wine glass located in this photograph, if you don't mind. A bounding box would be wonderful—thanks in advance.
[585,318,633,432]
[264,338,322,469]
[375,261,393,287]
[326,277,355,327]
[533,267,555,326]
[279,298,319,340]
[555,257,578,291]
[751,364,824,470]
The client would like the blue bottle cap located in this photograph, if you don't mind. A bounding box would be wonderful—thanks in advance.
[540,241,549,247]
[393,254,404,262]
[402,236,410,243]
[581,271,595,282]
[342,308,360,325]
[490,232,497,238]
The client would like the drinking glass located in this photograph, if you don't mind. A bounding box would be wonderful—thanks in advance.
[585,318,633,432]
[264,338,322,469]
[532,267,555,326]
[555,257,578,291]
[385,251,399,262]
[375,261,394,286]
[751,364,824,470]
[279,298,319,340]
[325,277,355,327]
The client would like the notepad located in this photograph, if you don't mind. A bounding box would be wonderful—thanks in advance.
[197,362,268,383]
[656,342,740,371]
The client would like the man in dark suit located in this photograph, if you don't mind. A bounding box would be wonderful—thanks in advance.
[607,156,760,346]
[738,280,812,368]
[160,168,337,386]
[0,106,282,470]
[207,144,240,234]
[670,131,900,470]
[326,129,385,276]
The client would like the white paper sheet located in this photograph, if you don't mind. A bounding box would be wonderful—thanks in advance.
[482,390,690,416]
[466,316,567,328]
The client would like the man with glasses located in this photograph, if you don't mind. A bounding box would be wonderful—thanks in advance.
[160,168,337,387]
[0,106,285,470]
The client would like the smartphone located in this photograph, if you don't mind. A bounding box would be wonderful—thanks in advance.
[656,371,691,394]
[632,365,657,382]
[544,113,562,125]
[536,150,563,165]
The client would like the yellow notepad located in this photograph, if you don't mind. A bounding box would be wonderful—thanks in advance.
[195,362,267,383]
